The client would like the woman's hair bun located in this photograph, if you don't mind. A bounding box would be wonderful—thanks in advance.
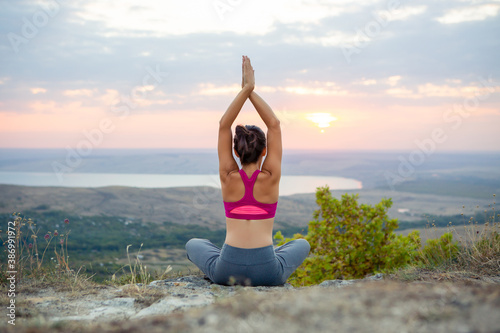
[233,125,266,165]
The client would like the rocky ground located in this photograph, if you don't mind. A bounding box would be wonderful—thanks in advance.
[2,272,500,333]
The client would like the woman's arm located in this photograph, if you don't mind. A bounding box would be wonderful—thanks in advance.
[218,56,255,179]
[219,85,253,129]
[249,91,282,178]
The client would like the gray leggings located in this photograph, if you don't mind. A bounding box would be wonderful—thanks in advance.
[185,238,310,286]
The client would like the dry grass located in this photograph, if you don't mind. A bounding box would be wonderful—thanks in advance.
[115,283,167,307]
[18,267,103,296]
[392,196,500,282]
[454,222,500,275]
[389,266,500,285]
[111,243,173,285]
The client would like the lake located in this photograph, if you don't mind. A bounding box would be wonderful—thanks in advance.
[0,171,362,196]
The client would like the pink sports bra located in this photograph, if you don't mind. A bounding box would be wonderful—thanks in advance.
[223,169,278,220]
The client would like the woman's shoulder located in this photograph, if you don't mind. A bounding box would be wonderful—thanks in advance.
[257,168,281,184]
[259,166,281,178]
[220,168,242,185]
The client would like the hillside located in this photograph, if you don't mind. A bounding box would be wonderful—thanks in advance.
[0,184,493,229]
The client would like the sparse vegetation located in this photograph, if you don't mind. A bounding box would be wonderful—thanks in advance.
[2,189,498,295]
[111,243,173,286]
[0,213,98,295]
[274,186,421,286]
[0,210,227,282]
[396,194,500,279]
[274,189,499,286]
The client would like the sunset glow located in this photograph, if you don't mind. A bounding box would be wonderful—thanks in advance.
[306,113,338,130]
[0,0,498,151]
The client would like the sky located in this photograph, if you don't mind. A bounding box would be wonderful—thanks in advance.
[0,0,499,152]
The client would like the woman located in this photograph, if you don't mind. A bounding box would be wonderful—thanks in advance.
[185,56,310,286]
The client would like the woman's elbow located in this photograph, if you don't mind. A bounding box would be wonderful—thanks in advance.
[268,118,280,129]
[219,118,229,129]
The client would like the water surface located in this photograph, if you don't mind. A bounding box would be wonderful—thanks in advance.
[0,171,362,196]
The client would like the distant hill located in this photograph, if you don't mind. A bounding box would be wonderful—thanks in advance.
[0,184,494,229]
[0,184,315,229]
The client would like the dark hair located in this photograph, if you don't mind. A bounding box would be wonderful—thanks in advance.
[233,125,266,165]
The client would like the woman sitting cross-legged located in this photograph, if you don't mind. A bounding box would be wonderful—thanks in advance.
[185,55,310,286]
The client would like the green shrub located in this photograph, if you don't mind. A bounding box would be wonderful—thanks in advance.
[274,186,420,286]
[415,232,459,267]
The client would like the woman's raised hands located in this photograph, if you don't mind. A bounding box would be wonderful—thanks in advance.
[241,55,255,91]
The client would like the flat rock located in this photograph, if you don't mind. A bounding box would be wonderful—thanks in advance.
[319,273,384,287]
[8,274,500,333]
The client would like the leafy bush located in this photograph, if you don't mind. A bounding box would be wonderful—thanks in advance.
[415,232,459,266]
[274,186,420,286]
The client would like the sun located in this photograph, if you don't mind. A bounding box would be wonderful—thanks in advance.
[306,113,337,132]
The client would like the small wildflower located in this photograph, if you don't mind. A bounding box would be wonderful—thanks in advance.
[31,235,37,239]
[28,243,33,249]
[44,234,50,240]
[64,219,69,224]
[54,231,58,236]
[60,239,64,245]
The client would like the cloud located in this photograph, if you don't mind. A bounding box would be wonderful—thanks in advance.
[282,30,356,47]
[198,83,241,96]
[386,76,402,87]
[375,5,427,21]
[417,82,500,98]
[436,4,500,24]
[384,81,500,99]
[196,81,348,97]
[69,0,354,37]
[281,81,349,96]
[30,87,47,94]
[63,89,96,97]
[385,87,418,99]
[355,78,377,86]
